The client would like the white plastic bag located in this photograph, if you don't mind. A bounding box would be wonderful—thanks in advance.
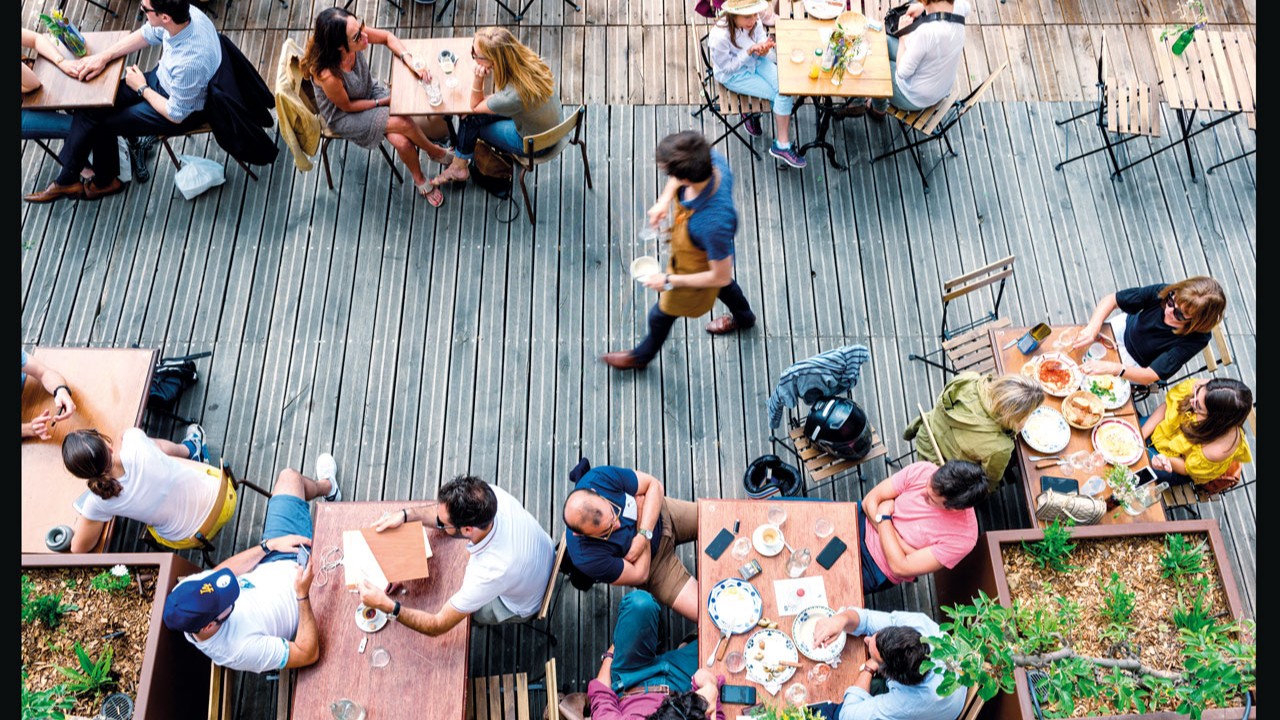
[173,154,226,199]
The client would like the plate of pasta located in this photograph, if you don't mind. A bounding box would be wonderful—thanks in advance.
[1091,418,1144,466]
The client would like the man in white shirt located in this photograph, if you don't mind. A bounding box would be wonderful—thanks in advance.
[358,476,555,635]
[161,457,342,673]
[869,0,969,116]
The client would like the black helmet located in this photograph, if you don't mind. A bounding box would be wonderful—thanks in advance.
[743,454,804,498]
[804,397,873,461]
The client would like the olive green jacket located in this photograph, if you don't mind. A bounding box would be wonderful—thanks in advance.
[903,372,1014,491]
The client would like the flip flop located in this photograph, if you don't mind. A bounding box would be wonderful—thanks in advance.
[416,180,445,207]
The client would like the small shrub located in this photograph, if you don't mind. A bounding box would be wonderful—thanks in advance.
[56,642,116,697]
[1172,585,1216,633]
[1160,533,1208,583]
[90,565,133,595]
[1021,519,1078,572]
[21,670,74,720]
[1099,572,1136,645]
[22,590,79,629]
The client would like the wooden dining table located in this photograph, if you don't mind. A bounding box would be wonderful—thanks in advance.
[22,31,129,110]
[989,325,1165,527]
[21,346,158,553]
[775,16,892,169]
[388,37,482,117]
[697,498,865,713]
[291,501,471,720]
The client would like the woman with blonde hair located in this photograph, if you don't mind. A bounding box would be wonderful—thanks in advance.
[302,7,452,206]
[431,27,563,186]
[1142,377,1252,488]
[1074,276,1227,386]
[903,372,1044,490]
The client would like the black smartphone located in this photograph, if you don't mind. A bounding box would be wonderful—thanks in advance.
[720,684,757,706]
[1040,475,1080,494]
[704,528,735,561]
[816,536,848,570]
[1132,466,1159,486]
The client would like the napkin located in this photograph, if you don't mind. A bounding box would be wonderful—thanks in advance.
[773,576,829,616]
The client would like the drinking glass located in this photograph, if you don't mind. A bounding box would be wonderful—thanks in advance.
[725,651,747,674]
[426,81,443,107]
[370,647,390,668]
[767,505,788,527]
[845,56,863,75]
[785,682,809,706]
[1052,327,1079,351]
[439,49,459,89]
[790,48,807,63]
[731,535,752,561]
[814,517,834,539]
[1086,341,1108,361]
[807,662,832,685]
[330,699,367,720]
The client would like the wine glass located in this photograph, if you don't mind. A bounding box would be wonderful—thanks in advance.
[731,536,752,561]
[1052,327,1080,352]
[785,682,809,706]
[439,49,459,89]
[807,662,832,685]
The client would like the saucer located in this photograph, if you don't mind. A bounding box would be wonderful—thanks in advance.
[355,604,389,633]
[752,524,785,557]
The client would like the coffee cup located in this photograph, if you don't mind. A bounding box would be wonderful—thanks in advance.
[761,525,781,547]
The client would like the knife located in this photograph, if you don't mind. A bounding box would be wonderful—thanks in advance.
[1001,337,1020,350]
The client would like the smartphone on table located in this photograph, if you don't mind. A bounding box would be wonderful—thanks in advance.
[1132,466,1159,487]
[720,684,757,706]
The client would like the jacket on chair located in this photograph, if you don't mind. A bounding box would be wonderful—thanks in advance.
[206,33,279,167]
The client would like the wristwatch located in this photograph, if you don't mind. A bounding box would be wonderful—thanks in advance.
[1118,366,1127,378]
[601,650,614,661]
[637,527,653,541]
[135,85,147,99]
[259,539,271,554]
[662,274,674,291]
[390,600,402,620]
[877,514,893,524]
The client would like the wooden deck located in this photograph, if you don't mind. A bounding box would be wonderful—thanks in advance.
[21,0,1255,717]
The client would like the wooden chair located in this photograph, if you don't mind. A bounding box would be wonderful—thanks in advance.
[466,659,561,720]
[958,684,985,720]
[1055,34,1161,180]
[208,663,233,720]
[1163,406,1256,519]
[693,33,771,161]
[298,79,405,192]
[871,61,1009,191]
[785,420,888,493]
[908,255,1016,378]
[492,106,593,225]
[138,463,272,568]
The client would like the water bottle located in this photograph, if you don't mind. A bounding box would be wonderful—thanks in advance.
[1124,482,1169,515]
[808,49,822,80]
[786,547,812,578]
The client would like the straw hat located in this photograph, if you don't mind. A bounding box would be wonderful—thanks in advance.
[720,0,770,15]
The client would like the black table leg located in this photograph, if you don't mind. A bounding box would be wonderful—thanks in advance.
[1177,108,1198,183]
[796,96,845,170]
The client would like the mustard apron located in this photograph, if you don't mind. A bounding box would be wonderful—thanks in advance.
[657,172,722,318]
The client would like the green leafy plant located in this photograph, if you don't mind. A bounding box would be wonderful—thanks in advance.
[21,670,75,720]
[56,641,116,696]
[90,565,133,594]
[1020,519,1078,572]
[1160,533,1208,583]
[1099,572,1136,646]
[21,589,79,629]
[1172,584,1216,633]
[747,702,824,720]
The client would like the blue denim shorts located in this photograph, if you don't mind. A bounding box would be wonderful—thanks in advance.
[260,494,313,564]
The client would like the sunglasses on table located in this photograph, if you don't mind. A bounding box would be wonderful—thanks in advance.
[1165,294,1189,323]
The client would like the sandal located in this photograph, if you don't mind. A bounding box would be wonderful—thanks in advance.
[415,180,445,207]
[430,164,470,187]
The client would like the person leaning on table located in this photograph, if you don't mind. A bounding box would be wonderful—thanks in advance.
[357,476,556,634]
[1072,276,1227,387]
[810,606,967,720]
[20,349,77,440]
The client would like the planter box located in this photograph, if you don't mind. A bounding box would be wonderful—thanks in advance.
[934,520,1253,720]
[22,552,211,720]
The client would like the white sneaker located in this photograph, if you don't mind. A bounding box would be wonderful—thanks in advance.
[183,424,209,462]
[316,453,341,502]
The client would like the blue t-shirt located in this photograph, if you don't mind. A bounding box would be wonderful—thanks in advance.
[565,466,665,584]
[1115,283,1211,381]
[679,150,737,262]
[21,349,29,388]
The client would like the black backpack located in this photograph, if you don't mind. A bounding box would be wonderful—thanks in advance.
[147,352,211,423]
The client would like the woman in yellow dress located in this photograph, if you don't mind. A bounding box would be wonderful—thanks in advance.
[1141,377,1252,487]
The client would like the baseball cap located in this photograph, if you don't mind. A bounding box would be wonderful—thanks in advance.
[163,568,241,633]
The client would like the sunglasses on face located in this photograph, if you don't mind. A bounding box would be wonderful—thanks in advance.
[1165,294,1189,323]
[349,22,366,45]
[140,4,156,13]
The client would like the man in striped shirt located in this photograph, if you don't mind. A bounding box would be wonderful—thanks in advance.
[26,0,222,203]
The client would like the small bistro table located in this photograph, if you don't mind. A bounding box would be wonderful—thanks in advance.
[697,498,866,713]
[775,18,892,169]
[21,346,157,553]
[22,31,129,110]
[389,37,482,118]
[989,325,1166,527]
[291,501,471,720]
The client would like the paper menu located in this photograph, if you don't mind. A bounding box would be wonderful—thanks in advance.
[772,576,828,616]
[342,521,433,588]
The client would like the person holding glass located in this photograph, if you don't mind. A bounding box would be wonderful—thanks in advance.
[301,7,452,207]
[707,0,806,168]
[1141,378,1252,489]
[867,0,969,117]
[430,27,564,188]
[1072,277,1227,387]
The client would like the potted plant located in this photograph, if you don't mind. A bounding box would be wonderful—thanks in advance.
[21,552,210,720]
[931,520,1254,719]
[1160,0,1208,56]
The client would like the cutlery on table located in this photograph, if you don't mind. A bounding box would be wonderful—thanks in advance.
[1028,455,1062,462]
[1001,337,1020,351]
[1035,459,1067,469]
[706,629,728,667]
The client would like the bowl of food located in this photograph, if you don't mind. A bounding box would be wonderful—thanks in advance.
[1021,353,1081,397]
[1020,406,1070,454]
[1061,390,1105,430]
[1091,418,1144,466]
[1080,373,1131,410]
[630,256,661,283]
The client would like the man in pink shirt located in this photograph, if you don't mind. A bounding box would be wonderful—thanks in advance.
[857,460,986,592]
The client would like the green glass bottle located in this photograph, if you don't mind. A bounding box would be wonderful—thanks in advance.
[1171,27,1196,56]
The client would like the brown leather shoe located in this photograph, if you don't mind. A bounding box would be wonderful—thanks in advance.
[601,351,648,370]
[24,181,85,204]
[83,177,125,201]
[706,314,740,335]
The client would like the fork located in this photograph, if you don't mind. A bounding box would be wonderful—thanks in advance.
[1028,455,1062,462]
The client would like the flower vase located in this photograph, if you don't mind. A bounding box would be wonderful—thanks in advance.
[1171,27,1195,56]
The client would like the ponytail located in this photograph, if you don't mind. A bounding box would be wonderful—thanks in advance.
[62,429,120,500]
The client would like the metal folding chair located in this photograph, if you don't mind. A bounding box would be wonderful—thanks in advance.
[908,255,1015,379]
[692,33,770,161]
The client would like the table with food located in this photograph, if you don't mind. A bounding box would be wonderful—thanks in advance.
[989,325,1165,526]
[697,499,865,713]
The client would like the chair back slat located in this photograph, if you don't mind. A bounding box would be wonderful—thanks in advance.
[941,255,1015,301]
[538,532,567,621]
[546,659,561,720]
[958,60,1008,111]
[916,403,945,464]
[515,673,530,720]
[524,106,585,155]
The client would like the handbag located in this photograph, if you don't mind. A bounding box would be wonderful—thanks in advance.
[883,2,965,38]
[471,140,514,200]
[1034,489,1106,525]
[1197,460,1243,496]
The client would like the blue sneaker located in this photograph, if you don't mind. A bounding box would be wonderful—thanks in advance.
[182,424,209,462]
[769,143,807,169]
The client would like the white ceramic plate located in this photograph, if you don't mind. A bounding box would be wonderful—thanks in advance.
[804,0,843,20]
[1091,418,1144,466]
[792,605,845,663]
[1021,353,1082,397]
[354,605,388,633]
[707,578,764,634]
[752,523,785,557]
[1020,406,1071,454]
[1080,373,1131,410]
[744,628,799,686]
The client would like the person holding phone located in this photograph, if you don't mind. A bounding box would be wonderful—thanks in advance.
[587,590,724,719]
[1141,377,1252,488]
[809,606,966,720]
[20,350,77,440]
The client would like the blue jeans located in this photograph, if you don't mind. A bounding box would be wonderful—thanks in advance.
[872,36,927,113]
[631,280,756,364]
[55,70,207,187]
[23,109,74,140]
[259,495,314,565]
[854,502,893,593]
[454,114,526,160]
[610,591,700,694]
[718,56,795,116]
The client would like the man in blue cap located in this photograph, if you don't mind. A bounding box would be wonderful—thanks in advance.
[162,457,341,673]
